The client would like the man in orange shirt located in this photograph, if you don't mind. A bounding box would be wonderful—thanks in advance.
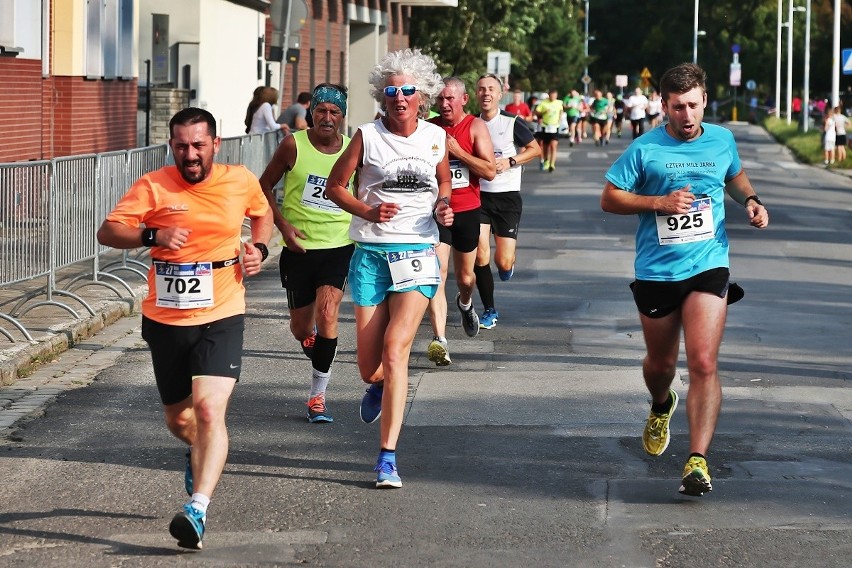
[97,107,272,550]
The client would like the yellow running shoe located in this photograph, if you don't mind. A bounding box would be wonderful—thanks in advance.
[642,389,679,456]
[679,456,713,496]
[427,337,451,366]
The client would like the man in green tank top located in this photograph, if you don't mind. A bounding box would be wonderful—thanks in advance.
[259,83,354,424]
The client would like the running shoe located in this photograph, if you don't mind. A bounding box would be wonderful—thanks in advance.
[642,389,679,456]
[306,392,333,423]
[184,449,193,496]
[548,164,555,172]
[301,330,317,359]
[169,503,206,550]
[375,458,402,489]
[360,383,383,424]
[479,308,499,330]
[498,265,514,281]
[542,159,550,170]
[456,293,480,338]
[679,456,713,496]
[427,337,452,366]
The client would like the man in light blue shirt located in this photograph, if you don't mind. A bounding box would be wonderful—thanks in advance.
[601,63,769,497]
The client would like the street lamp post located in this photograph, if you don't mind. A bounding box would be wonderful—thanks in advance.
[786,0,794,124]
[786,1,806,125]
[584,0,590,95]
[775,0,782,118]
[802,0,811,132]
[693,0,699,64]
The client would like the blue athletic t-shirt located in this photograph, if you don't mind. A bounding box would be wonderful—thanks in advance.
[604,123,742,281]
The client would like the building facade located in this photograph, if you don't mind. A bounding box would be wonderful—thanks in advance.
[0,0,455,163]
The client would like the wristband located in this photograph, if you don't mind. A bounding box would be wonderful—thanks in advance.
[141,228,158,247]
[254,242,269,261]
[744,195,762,207]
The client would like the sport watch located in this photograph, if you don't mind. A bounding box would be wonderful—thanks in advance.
[508,157,517,168]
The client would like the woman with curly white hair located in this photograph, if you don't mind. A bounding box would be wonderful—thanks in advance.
[327,49,453,488]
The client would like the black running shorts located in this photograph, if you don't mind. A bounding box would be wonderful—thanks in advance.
[279,244,354,309]
[438,208,481,253]
[630,267,732,319]
[480,192,522,239]
[141,314,244,405]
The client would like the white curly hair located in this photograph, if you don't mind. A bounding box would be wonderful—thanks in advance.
[369,49,444,116]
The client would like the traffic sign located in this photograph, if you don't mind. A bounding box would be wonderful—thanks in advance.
[729,63,741,87]
[640,67,652,88]
[843,49,852,75]
[745,79,757,91]
[487,51,511,76]
[615,74,628,87]
[581,74,592,85]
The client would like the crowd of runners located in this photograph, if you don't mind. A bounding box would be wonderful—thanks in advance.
[98,52,768,550]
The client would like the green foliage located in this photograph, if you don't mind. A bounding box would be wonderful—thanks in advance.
[409,0,585,95]
[409,0,852,102]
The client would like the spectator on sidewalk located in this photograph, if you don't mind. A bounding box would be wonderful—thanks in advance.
[278,91,313,131]
[246,87,289,135]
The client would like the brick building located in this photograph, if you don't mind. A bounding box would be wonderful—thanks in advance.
[0,0,456,163]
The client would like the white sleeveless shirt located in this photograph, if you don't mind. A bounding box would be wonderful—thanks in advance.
[350,119,446,244]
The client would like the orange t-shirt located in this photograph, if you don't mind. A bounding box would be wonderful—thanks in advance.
[106,163,269,325]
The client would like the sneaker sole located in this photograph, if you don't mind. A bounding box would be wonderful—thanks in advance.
[169,515,203,550]
[679,473,713,496]
[427,344,452,366]
[360,410,381,424]
[307,414,334,423]
[479,319,497,330]
[376,478,402,489]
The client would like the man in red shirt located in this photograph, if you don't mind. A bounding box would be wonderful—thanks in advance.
[505,89,533,122]
[425,77,496,365]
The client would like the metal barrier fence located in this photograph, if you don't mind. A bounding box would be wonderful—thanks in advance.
[0,131,280,342]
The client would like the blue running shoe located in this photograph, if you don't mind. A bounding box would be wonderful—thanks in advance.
[375,459,402,488]
[169,503,206,550]
[184,449,193,496]
[479,308,499,330]
[498,265,514,281]
[360,383,383,424]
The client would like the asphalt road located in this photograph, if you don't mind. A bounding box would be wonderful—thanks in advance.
[0,122,851,567]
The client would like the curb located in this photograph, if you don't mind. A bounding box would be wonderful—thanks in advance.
[0,294,142,386]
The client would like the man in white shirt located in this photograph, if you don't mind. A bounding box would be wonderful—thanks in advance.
[626,87,649,139]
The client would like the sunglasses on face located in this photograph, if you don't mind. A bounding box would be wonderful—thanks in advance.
[383,85,417,97]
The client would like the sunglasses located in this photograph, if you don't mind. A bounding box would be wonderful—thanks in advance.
[383,85,417,97]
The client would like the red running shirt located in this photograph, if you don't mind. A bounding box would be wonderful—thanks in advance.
[429,114,481,213]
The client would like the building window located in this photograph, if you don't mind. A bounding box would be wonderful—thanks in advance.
[325,50,331,83]
[86,0,133,79]
[328,0,337,22]
[339,52,344,85]
[312,0,323,20]
[309,48,315,90]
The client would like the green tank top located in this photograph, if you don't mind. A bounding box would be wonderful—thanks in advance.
[282,130,353,250]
